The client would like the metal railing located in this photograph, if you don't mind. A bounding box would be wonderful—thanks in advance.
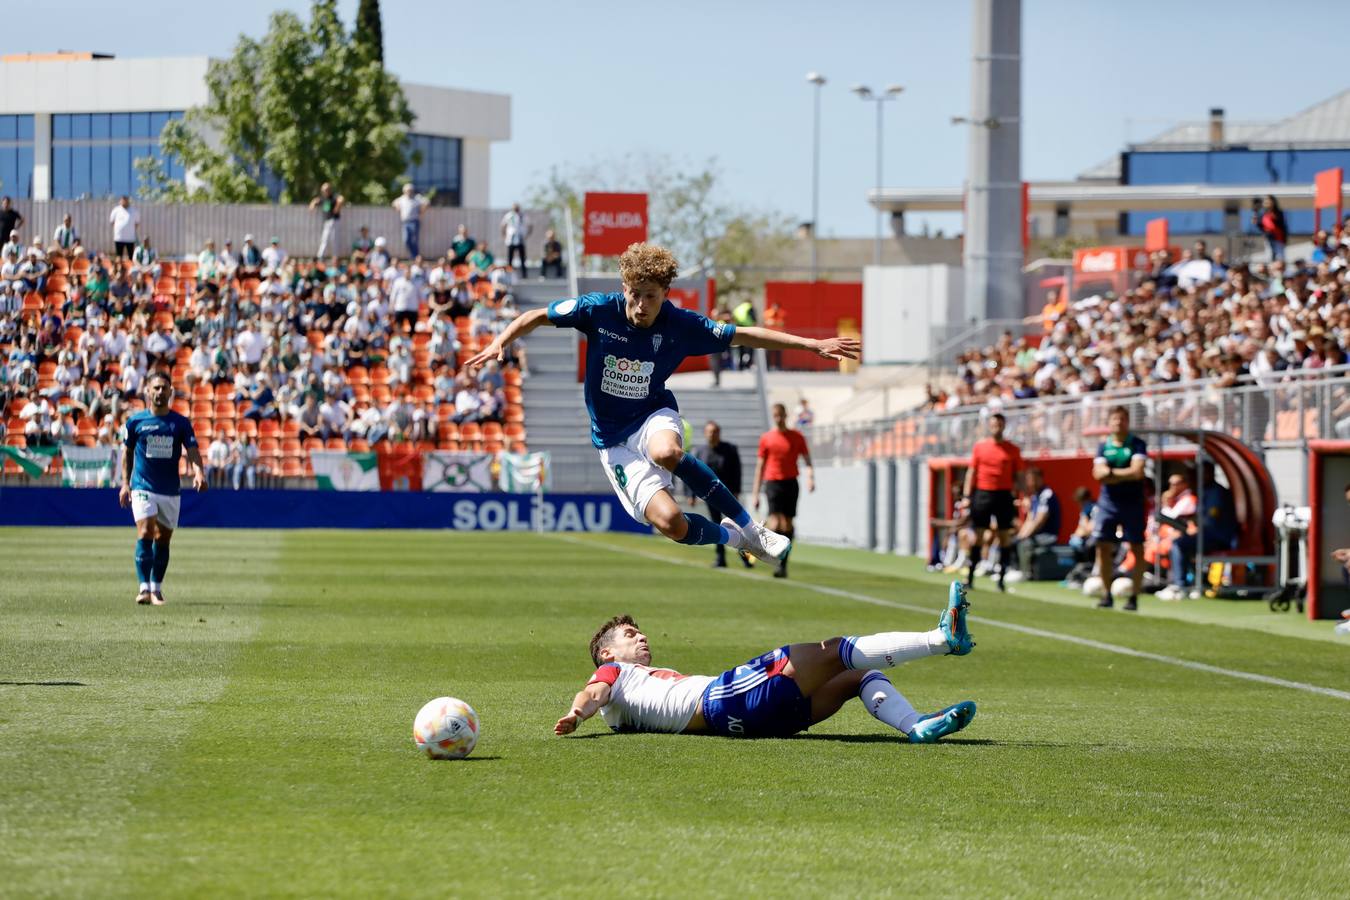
[810,363,1350,464]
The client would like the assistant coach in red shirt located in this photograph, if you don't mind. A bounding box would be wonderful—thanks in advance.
[752,402,814,579]
[962,412,1023,592]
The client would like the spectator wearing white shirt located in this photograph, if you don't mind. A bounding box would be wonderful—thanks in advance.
[219,240,239,279]
[234,322,266,372]
[230,434,260,490]
[367,237,391,273]
[119,364,143,400]
[500,203,530,277]
[109,195,139,260]
[389,262,422,333]
[206,435,231,486]
[51,214,79,254]
[392,183,428,259]
[144,323,178,369]
[320,396,351,440]
[261,237,286,277]
[387,344,413,387]
[451,376,482,424]
[197,240,221,284]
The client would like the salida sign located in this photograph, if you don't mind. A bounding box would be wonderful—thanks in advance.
[584,192,648,255]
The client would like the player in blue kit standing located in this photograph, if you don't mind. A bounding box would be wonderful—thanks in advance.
[465,242,860,559]
[119,369,207,606]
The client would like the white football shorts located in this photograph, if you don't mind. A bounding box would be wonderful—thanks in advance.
[130,489,181,530]
[598,407,682,524]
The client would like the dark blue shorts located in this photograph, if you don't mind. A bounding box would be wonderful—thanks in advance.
[1093,503,1146,544]
[700,646,813,738]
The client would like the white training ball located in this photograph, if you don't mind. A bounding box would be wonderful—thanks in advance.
[1082,575,1104,597]
[413,696,479,760]
[1111,577,1135,600]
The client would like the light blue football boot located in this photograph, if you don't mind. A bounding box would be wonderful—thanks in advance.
[907,700,977,744]
[939,580,975,656]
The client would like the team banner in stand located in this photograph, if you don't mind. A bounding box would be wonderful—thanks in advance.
[310,450,381,491]
[60,444,119,487]
[423,451,497,493]
[0,444,57,477]
[498,451,552,493]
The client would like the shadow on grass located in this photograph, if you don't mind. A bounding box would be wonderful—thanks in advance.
[432,755,504,762]
[0,680,87,686]
[794,734,1100,749]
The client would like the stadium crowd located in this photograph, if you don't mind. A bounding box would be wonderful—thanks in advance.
[0,194,535,483]
[927,232,1350,414]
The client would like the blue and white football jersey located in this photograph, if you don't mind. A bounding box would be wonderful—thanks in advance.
[547,292,735,448]
[124,410,197,496]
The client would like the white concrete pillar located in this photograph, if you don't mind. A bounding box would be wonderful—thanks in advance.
[32,113,51,200]
[459,138,491,209]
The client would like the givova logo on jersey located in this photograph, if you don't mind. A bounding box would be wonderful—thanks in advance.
[600,354,654,399]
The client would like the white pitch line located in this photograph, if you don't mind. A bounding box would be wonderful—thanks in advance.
[552,534,1350,703]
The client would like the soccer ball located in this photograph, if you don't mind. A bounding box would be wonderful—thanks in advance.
[413,696,479,759]
[1082,575,1104,597]
[1110,577,1135,600]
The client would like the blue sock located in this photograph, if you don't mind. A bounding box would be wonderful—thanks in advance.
[151,540,170,583]
[676,513,731,546]
[134,538,154,585]
[673,453,751,527]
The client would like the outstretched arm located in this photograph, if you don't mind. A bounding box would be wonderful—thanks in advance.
[554,681,611,735]
[731,326,860,361]
[464,307,553,372]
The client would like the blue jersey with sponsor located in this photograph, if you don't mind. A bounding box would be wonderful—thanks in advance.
[1094,434,1148,510]
[125,410,197,496]
[546,292,736,448]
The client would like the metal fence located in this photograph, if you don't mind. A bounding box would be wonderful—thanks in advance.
[6,199,551,261]
[810,364,1350,464]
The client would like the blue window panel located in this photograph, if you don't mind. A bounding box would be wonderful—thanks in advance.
[91,113,111,140]
[0,149,15,200]
[1285,149,1350,183]
[71,114,91,140]
[51,146,71,198]
[70,147,91,197]
[151,112,171,137]
[111,113,131,139]
[111,145,132,196]
[1122,151,1207,185]
[90,145,112,197]
[16,147,33,198]
[1124,210,1223,236]
[53,114,71,141]
[131,113,151,139]
[0,116,14,141]
[17,115,33,142]
[169,110,184,120]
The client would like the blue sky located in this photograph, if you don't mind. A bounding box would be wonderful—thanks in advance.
[10,0,1347,235]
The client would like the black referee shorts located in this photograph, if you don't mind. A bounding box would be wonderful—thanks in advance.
[764,479,800,518]
[970,489,1015,531]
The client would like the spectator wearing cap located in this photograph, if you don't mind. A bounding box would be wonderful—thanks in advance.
[393,183,428,260]
[368,236,391,273]
[239,235,263,278]
[261,237,286,277]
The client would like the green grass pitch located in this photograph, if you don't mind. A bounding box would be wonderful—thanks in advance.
[2,526,1349,897]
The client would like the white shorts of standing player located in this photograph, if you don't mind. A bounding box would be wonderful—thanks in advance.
[598,408,682,525]
[129,490,181,530]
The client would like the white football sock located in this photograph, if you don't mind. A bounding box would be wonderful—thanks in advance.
[719,520,746,550]
[839,629,948,669]
[859,671,919,735]
[148,581,159,593]
[138,582,150,592]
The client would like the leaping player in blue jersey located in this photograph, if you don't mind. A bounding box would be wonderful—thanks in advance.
[119,369,207,606]
[465,242,860,560]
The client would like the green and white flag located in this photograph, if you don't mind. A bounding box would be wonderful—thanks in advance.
[422,451,496,493]
[310,450,380,491]
[498,451,551,493]
[60,444,118,487]
[0,444,58,478]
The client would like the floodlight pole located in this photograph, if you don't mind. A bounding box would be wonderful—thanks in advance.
[806,72,826,282]
[852,84,905,268]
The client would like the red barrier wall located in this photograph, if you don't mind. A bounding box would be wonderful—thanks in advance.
[763,281,862,371]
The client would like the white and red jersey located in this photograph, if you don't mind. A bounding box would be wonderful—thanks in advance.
[586,662,714,733]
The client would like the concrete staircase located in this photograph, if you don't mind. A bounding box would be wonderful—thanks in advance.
[511,280,768,493]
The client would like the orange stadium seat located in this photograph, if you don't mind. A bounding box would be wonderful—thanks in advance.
[302,437,324,453]
[325,437,346,450]
[349,438,370,453]
[481,422,503,442]
[281,458,304,477]
[214,420,235,438]
[237,419,257,438]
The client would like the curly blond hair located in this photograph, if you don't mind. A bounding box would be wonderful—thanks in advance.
[618,242,678,289]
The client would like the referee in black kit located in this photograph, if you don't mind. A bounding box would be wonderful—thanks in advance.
[695,420,749,568]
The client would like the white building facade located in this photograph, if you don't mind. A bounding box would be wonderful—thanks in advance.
[0,54,510,206]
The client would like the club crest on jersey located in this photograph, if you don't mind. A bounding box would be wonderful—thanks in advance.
[652,334,663,353]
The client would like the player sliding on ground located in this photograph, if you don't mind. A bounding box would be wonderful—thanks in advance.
[555,582,977,742]
[119,369,207,606]
[464,242,860,562]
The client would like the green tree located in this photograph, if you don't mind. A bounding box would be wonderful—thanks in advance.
[354,0,384,64]
[525,154,794,305]
[137,0,413,205]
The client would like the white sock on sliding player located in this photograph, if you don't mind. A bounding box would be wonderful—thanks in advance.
[859,671,920,735]
[838,629,948,669]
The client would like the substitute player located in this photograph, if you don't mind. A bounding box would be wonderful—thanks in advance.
[554,582,976,742]
[963,412,1022,591]
[1092,405,1148,611]
[465,242,859,561]
[751,402,814,578]
[119,370,207,605]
